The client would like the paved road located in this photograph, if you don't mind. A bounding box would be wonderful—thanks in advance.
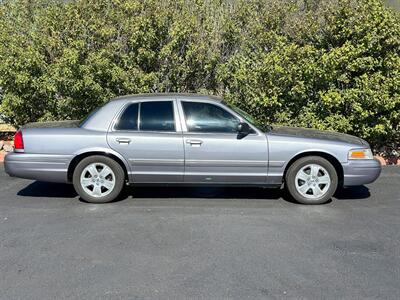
[0,164,399,300]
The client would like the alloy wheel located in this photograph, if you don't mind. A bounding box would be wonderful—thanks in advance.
[80,162,116,198]
[294,164,331,199]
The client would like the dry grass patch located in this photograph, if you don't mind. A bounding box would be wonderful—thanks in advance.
[0,124,16,132]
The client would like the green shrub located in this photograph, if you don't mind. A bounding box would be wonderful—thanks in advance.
[0,0,399,148]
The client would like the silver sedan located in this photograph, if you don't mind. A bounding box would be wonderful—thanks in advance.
[4,93,381,204]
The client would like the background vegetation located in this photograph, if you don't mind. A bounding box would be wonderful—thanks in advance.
[0,0,399,148]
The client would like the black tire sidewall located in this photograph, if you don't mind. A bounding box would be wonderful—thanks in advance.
[72,156,125,203]
[285,156,338,205]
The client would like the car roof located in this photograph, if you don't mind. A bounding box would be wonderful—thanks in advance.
[83,93,225,131]
[110,93,223,103]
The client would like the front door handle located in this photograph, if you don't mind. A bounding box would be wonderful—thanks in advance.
[186,139,203,146]
[116,138,131,144]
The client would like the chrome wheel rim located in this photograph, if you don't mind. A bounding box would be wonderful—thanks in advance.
[80,163,115,198]
[295,164,331,199]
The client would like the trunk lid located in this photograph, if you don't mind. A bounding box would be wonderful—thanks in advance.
[22,120,80,129]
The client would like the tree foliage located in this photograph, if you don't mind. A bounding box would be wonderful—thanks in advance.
[0,0,399,148]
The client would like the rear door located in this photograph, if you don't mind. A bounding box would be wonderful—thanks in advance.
[107,99,184,183]
[178,100,269,184]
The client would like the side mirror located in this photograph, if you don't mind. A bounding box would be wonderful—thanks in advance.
[237,122,251,139]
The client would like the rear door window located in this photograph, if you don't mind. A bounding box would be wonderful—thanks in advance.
[139,101,175,132]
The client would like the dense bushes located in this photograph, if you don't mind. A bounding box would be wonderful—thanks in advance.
[0,0,399,148]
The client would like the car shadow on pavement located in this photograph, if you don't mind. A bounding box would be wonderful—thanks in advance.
[129,186,283,200]
[17,181,283,200]
[334,185,371,200]
[17,181,78,198]
[17,181,371,203]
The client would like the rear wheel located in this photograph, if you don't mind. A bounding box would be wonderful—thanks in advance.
[73,156,125,203]
[285,156,338,204]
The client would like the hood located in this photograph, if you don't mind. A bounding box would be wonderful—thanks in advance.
[268,126,369,147]
[22,120,81,129]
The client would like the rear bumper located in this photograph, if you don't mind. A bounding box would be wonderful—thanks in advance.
[342,159,382,186]
[4,152,73,183]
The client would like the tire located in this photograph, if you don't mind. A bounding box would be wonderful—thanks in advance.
[285,156,338,204]
[72,155,125,203]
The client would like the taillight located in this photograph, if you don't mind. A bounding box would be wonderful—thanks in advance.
[14,130,24,152]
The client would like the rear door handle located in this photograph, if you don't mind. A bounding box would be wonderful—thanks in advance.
[186,139,203,146]
[116,138,131,144]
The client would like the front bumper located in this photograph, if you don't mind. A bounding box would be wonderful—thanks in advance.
[342,158,382,186]
[4,152,73,183]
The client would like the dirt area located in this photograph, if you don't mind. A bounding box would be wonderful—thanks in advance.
[0,123,15,131]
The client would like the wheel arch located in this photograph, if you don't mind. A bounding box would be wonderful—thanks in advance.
[283,151,344,186]
[67,151,129,183]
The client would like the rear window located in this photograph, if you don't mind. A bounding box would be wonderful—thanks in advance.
[79,107,100,127]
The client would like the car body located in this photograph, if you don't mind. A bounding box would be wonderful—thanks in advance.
[4,93,381,204]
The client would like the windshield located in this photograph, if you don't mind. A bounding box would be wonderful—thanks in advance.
[223,101,270,132]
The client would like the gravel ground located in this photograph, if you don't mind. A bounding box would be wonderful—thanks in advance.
[0,164,399,300]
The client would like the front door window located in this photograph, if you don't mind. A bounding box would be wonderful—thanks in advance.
[181,101,239,133]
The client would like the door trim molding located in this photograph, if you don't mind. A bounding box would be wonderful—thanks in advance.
[185,159,267,167]
[129,158,184,166]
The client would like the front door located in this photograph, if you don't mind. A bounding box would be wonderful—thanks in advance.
[179,100,268,184]
[107,100,184,183]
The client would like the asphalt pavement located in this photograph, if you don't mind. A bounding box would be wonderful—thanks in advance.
[0,164,399,300]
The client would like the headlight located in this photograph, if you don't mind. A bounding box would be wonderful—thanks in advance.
[348,148,374,160]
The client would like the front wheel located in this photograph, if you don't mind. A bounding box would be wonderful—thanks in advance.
[72,156,125,203]
[285,156,338,204]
